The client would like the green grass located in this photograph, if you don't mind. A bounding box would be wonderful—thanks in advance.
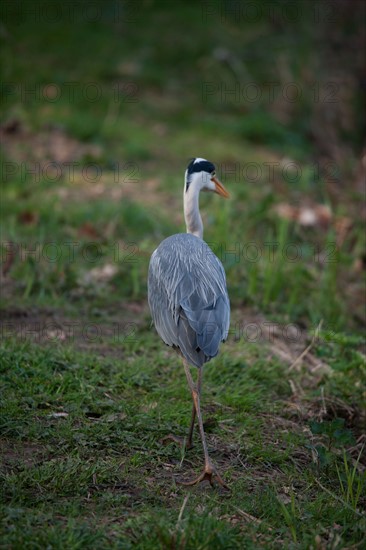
[1,0,365,547]
[1,336,365,548]
[336,448,366,512]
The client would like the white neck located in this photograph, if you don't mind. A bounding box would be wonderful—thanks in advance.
[183,183,203,239]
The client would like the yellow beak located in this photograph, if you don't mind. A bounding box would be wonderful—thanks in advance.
[212,176,230,198]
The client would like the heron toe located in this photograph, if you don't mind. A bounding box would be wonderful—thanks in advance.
[177,461,229,490]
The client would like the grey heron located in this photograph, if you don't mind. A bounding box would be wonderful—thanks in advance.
[148,158,230,488]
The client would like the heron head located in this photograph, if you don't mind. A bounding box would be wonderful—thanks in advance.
[185,158,230,198]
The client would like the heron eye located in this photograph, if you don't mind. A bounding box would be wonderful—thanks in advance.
[211,171,216,177]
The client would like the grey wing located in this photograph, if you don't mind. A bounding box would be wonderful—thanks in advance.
[148,238,230,367]
[179,280,230,354]
[148,275,207,367]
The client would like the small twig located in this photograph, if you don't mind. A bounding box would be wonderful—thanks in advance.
[289,320,323,371]
[289,379,304,396]
[103,392,116,401]
[314,478,364,518]
[289,379,297,395]
[232,505,262,524]
[177,494,189,526]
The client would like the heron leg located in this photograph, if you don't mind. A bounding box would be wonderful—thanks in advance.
[160,365,202,450]
[185,366,202,447]
[178,360,228,489]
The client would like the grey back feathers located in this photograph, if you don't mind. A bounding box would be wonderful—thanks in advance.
[148,233,230,368]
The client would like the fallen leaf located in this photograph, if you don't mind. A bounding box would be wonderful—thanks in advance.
[83,264,118,285]
[274,203,332,227]
[45,329,66,341]
[18,211,39,226]
[78,222,99,239]
[334,216,352,246]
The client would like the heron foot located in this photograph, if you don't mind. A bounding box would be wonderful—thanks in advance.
[177,460,229,490]
[160,434,193,450]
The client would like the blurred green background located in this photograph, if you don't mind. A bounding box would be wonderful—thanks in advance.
[1,0,365,331]
[1,1,365,548]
